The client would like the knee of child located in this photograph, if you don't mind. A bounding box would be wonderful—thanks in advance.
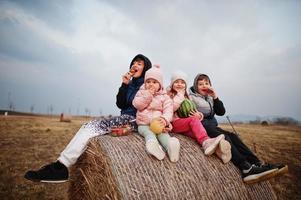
[79,127,99,138]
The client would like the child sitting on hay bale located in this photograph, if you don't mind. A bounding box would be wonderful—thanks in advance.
[167,71,231,161]
[133,65,180,162]
[24,54,152,183]
[189,73,288,184]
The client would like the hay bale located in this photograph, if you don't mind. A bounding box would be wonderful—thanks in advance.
[261,121,269,126]
[69,134,277,200]
[60,113,72,122]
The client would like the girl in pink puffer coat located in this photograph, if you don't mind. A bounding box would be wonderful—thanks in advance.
[133,65,180,162]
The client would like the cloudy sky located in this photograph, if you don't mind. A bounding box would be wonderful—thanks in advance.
[0,0,300,121]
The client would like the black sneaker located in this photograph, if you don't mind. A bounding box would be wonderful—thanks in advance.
[24,161,68,183]
[258,163,289,178]
[242,164,277,184]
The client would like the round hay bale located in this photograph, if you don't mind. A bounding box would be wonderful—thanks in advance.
[69,134,277,200]
[261,121,269,126]
[60,113,72,122]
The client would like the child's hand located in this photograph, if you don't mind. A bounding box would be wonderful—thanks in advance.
[175,88,185,96]
[158,117,170,132]
[157,117,167,127]
[206,86,217,99]
[189,110,204,120]
[147,86,157,95]
[162,126,172,133]
[122,72,132,85]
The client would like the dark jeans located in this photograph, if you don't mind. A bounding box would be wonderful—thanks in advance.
[203,124,260,169]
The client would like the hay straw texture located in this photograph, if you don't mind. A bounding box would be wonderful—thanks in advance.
[69,134,277,200]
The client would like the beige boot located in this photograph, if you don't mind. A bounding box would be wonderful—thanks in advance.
[215,139,232,164]
[146,139,165,160]
[167,137,180,162]
[202,134,225,156]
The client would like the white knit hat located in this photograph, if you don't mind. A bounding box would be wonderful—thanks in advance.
[170,70,188,86]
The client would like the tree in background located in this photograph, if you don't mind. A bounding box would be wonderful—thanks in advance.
[7,92,15,111]
[85,108,90,117]
[47,105,54,116]
[30,105,35,113]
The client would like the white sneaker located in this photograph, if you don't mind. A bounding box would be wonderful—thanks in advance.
[146,139,165,160]
[202,134,225,156]
[216,139,232,164]
[167,137,180,162]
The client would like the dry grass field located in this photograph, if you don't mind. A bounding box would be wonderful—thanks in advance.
[0,115,90,200]
[0,116,300,199]
[221,123,301,200]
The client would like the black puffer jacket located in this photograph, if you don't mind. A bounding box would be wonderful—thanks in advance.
[116,54,152,116]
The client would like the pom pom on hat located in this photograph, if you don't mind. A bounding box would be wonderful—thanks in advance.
[145,65,163,88]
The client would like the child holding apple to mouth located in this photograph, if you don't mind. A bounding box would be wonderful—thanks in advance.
[133,65,180,162]
[25,54,152,183]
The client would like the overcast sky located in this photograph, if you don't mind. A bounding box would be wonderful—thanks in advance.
[0,0,300,121]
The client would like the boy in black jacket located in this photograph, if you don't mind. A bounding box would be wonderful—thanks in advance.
[189,73,288,184]
[25,54,152,183]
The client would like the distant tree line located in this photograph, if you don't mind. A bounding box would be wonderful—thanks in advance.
[273,117,299,126]
[249,117,299,126]
[6,92,108,117]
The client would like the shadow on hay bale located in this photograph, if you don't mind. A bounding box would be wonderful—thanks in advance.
[69,134,277,200]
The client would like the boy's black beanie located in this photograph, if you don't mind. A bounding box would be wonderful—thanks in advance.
[130,54,152,78]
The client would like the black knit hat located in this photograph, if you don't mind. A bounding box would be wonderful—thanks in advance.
[130,54,152,78]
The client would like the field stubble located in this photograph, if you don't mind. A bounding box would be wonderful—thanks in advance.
[0,116,300,199]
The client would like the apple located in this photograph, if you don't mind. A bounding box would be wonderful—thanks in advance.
[149,118,164,134]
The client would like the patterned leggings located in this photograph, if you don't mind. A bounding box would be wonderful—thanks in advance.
[84,114,137,135]
[58,114,136,167]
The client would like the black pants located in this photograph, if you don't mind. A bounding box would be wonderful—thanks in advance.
[203,124,260,169]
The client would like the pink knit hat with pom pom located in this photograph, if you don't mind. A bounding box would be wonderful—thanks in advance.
[145,65,163,88]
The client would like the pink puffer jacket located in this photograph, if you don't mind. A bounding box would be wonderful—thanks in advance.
[133,84,173,127]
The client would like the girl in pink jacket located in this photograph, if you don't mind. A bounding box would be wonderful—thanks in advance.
[168,71,231,163]
[133,65,180,162]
